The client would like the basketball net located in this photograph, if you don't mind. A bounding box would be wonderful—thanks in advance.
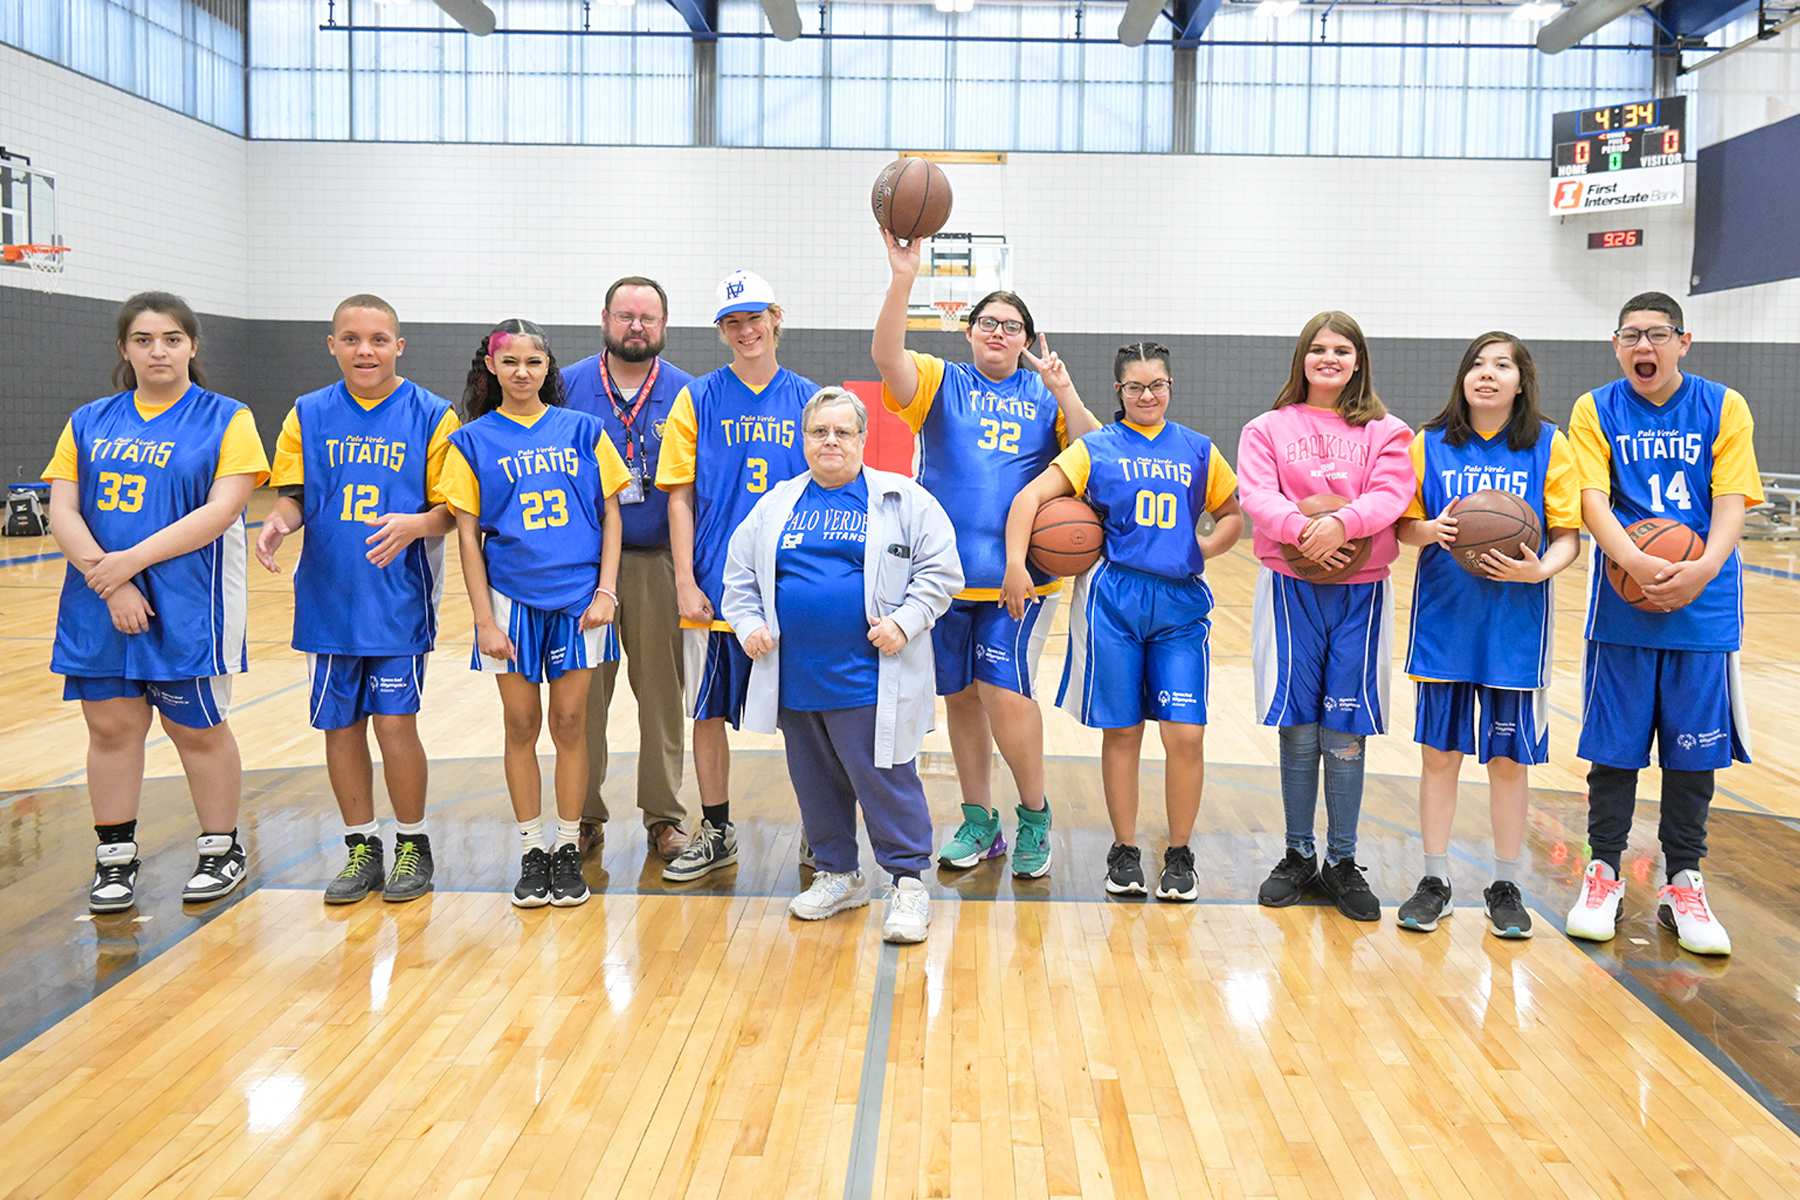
[3,245,69,295]
[933,300,967,332]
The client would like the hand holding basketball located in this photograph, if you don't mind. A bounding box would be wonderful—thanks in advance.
[1641,556,1716,610]
[871,157,953,241]
[1475,539,1547,583]
[1298,513,1348,561]
[1415,512,1458,548]
[881,227,921,283]
[1605,517,1707,611]
[1279,495,1371,583]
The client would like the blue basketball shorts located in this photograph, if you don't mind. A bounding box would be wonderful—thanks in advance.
[473,589,617,684]
[931,591,1060,699]
[684,628,754,727]
[1412,680,1549,765]
[1578,641,1751,771]
[1251,567,1390,735]
[1058,561,1212,728]
[305,652,428,731]
[63,674,233,729]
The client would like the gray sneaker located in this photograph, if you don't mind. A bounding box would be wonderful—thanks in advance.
[662,819,738,882]
[382,835,434,903]
[326,835,384,904]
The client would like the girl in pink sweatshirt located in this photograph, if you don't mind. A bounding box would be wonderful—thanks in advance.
[1235,311,1414,922]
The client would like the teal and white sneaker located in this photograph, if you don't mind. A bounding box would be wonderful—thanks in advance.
[1012,802,1052,879]
[937,804,1006,869]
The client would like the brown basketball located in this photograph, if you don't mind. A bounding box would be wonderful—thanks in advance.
[871,157,953,242]
[1028,496,1104,577]
[1279,493,1371,584]
[1605,517,1704,611]
[1444,489,1543,576]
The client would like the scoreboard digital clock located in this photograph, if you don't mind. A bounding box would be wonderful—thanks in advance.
[1587,229,1644,249]
[1548,96,1686,216]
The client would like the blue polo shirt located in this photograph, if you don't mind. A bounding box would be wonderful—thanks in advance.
[563,352,694,548]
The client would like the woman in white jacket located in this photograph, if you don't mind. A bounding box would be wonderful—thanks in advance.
[722,387,962,943]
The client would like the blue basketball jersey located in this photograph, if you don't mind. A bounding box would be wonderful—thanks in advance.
[449,406,617,615]
[1582,376,1746,651]
[1406,424,1557,690]
[913,360,1066,594]
[1077,420,1217,581]
[51,386,253,680]
[672,365,813,613]
[290,380,453,656]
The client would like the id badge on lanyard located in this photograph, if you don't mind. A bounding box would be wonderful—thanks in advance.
[602,354,659,506]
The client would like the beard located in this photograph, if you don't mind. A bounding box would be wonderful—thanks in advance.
[604,331,664,364]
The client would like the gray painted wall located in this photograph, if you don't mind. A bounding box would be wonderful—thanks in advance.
[5,289,1796,490]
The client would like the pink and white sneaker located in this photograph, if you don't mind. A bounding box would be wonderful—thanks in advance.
[1565,859,1625,942]
[1656,869,1731,956]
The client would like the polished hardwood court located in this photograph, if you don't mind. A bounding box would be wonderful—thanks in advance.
[0,492,1798,1199]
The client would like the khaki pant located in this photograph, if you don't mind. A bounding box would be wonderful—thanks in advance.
[582,545,686,827]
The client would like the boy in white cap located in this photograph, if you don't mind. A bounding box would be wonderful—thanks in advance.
[656,271,821,880]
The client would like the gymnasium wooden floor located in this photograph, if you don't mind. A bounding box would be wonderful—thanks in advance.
[2,491,1798,1199]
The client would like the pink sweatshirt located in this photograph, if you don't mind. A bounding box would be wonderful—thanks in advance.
[1236,404,1415,584]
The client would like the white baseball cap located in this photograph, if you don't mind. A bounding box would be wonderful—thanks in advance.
[714,269,777,322]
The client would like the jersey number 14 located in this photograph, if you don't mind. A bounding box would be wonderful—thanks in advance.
[1646,470,1693,513]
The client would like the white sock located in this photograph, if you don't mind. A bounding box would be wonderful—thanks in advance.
[346,820,380,841]
[554,818,581,850]
[395,819,428,838]
[517,817,544,854]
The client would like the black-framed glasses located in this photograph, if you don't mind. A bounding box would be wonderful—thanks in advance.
[1613,325,1682,347]
[1117,380,1172,400]
[972,315,1025,336]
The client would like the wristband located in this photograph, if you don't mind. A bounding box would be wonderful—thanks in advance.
[595,586,620,605]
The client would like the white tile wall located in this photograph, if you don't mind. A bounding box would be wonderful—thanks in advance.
[10,37,1799,343]
[0,44,250,314]
[1689,22,1800,148]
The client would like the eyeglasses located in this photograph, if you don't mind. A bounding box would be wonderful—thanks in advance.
[1117,380,1172,400]
[1613,325,1682,347]
[805,426,864,443]
[972,316,1025,336]
[608,312,665,329]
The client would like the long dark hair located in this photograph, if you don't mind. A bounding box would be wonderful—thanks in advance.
[113,291,207,391]
[1113,340,1171,423]
[1423,331,1545,450]
[1272,310,1385,426]
[462,319,565,421]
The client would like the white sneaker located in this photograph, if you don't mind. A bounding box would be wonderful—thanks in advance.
[882,877,931,944]
[1657,869,1731,956]
[788,869,869,921]
[1565,859,1624,942]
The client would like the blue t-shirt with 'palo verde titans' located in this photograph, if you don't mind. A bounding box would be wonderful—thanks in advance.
[774,475,877,711]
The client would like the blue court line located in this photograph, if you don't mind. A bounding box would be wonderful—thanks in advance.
[0,520,267,570]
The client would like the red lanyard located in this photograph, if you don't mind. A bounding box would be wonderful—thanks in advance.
[597,353,660,465]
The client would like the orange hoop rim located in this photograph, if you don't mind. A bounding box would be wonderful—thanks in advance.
[3,244,70,262]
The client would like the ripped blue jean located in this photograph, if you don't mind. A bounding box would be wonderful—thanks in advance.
[1278,722,1365,864]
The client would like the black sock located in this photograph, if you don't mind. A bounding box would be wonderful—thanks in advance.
[96,820,137,845]
[702,804,730,828]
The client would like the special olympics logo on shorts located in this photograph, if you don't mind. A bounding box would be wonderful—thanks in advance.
[973,644,987,661]
[1323,696,1339,712]
[1158,690,1171,706]
[1677,733,1697,750]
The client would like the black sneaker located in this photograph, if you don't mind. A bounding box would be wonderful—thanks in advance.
[1257,848,1319,907]
[325,834,384,905]
[513,847,552,908]
[90,840,141,913]
[1104,844,1146,896]
[550,843,589,907]
[183,834,247,903]
[1396,876,1452,932]
[1319,856,1381,921]
[383,835,434,903]
[1155,845,1198,903]
[1483,880,1534,939]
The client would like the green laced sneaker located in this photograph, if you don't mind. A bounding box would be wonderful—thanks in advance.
[383,835,434,903]
[1012,801,1052,879]
[936,804,1005,869]
[325,835,383,904]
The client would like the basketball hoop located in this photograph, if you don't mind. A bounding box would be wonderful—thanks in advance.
[933,300,968,332]
[3,244,69,294]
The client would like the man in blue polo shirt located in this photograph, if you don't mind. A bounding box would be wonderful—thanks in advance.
[562,276,695,862]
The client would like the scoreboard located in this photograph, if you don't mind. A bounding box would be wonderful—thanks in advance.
[1548,97,1686,216]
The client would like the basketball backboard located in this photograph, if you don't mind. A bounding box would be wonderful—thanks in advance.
[1,149,62,272]
[907,233,1011,330]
